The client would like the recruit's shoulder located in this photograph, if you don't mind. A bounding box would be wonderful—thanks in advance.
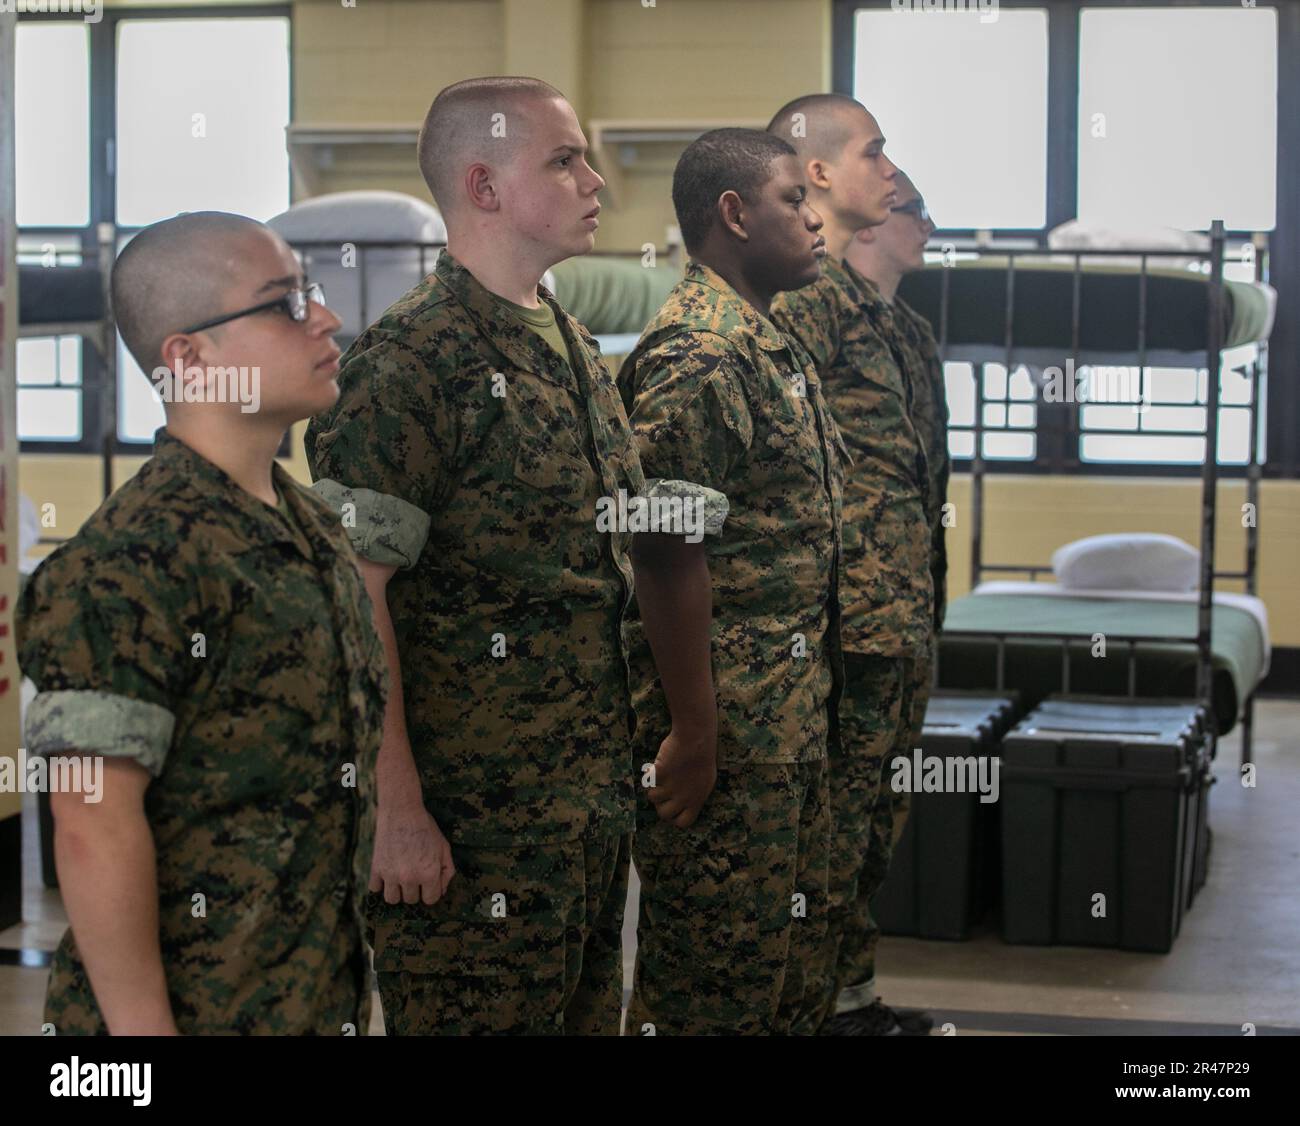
[776,261,857,320]
[894,294,939,345]
[18,456,214,630]
[335,272,475,379]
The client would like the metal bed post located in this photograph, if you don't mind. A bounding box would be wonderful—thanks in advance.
[358,244,369,331]
[97,222,117,502]
[1197,221,1226,754]
[1067,250,1082,470]
[1243,233,1267,603]
[1238,234,1267,765]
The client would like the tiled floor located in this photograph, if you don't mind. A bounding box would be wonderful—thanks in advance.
[4,699,1298,1035]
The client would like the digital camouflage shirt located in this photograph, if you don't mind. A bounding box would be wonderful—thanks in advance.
[772,256,933,658]
[618,261,845,768]
[892,295,951,628]
[17,428,386,1035]
[305,249,644,848]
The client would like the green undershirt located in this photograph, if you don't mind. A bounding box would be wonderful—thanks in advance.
[495,293,576,374]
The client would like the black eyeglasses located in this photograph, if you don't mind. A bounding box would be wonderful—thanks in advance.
[891,200,931,224]
[178,282,327,335]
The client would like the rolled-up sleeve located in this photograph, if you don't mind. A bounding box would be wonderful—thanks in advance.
[624,339,751,522]
[643,477,730,537]
[25,690,175,778]
[305,333,455,568]
[16,539,198,777]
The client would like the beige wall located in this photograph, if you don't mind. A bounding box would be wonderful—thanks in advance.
[288,0,829,246]
[22,452,1300,649]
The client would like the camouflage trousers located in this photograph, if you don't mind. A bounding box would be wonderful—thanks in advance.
[627,757,830,1035]
[369,831,629,1035]
[824,649,931,1019]
[42,926,372,1036]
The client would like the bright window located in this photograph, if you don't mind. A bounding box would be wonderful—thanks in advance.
[15,23,90,227]
[115,18,291,227]
[852,8,1048,229]
[1077,6,1278,231]
[17,337,84,442]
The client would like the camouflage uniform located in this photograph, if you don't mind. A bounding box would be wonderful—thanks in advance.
[619,261,844,1036]
[773,256,933,1021]
[17,429,387,1035]
[893,295,950,631]
[305,249,643,1036]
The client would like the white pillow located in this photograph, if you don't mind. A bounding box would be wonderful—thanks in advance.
[267,191,446,340]
[1047,220,1210,272]
[1051,533,1201,592]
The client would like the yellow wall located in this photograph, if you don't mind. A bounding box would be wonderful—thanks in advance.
[944,475,1300,648]
[287,0,829,246]
[22,451,1300,649]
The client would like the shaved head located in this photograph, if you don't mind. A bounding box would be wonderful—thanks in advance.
[767,93,875,163]
[673,128,799,254]
[417,76,566,214]
[112,211,267,373]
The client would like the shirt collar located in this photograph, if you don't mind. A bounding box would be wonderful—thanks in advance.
[434,249,586,394]
[681,260,795,354]
[151,428,328,559]
[833,256,895,322]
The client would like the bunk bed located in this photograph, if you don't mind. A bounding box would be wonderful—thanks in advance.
[898,222,1274,764]
[16,224,120,500]
[266,190,681,356]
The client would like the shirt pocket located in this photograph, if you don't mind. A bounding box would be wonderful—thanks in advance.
[512,434,596,512]
[764,403,828,483]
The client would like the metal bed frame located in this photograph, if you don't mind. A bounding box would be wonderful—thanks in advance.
[17,223,119,506]
[17,233,674,526]
[284,239,680,347]
[932,220,1269,764]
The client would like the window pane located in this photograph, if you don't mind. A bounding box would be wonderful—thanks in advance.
[1221,353,1258,406]
[1082,433,1204,465]
[118,335,166,444]
[59,337,82,386]
[1217,408,1250,465]
[15,24,90,227]
[1143,405,1206,435]
[1148,367,1199,405]
[944,362,975,427]
[983,432,1035,461]
[949,430,975,460]
[18,389,82,442]
[1080,403,1138,432]
[853,8,1048,229]
[1078,7,1277,230]
[983,364,1008,401]
[116,18,291,226]
[17,338,59,386]
[18,335,83,388]
[1009,367,1036,400]
[1007,404,1036,429]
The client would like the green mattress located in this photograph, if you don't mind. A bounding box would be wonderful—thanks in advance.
[937,593,1267,734]
[897,257,1274,365]
[549,256,680,337]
